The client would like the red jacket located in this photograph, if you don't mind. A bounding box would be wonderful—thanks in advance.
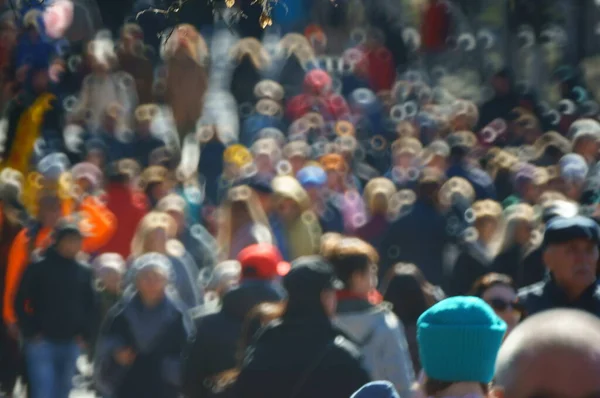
[421,1,451,52]
[99,183,148,258]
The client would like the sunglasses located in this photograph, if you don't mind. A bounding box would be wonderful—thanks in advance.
[487,298,524,315]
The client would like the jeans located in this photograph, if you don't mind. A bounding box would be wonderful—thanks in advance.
[25,339,80,398]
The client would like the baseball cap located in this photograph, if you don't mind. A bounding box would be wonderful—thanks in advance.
[237,243,290,280]
[543,215,600,248]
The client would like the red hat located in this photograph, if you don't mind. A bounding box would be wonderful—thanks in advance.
[237,244,291,280]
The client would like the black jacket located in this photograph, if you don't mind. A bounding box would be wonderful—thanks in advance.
[234,316,371,398]
[15,248,98,342]
[519,277,600,317]
[182,281,286,398]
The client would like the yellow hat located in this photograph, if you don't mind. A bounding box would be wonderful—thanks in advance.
[223,144,253,167]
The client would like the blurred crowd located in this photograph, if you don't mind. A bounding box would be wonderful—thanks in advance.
[1,0,600,397]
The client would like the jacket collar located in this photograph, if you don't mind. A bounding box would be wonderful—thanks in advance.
[544,276,600,309]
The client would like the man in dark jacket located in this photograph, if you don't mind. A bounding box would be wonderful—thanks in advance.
[519,215,600,317]
[15,220,99,398]
[182,243,288,398]
[234,256,371,398]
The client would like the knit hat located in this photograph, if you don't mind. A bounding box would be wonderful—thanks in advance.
[417,296,506,383]
[351,381,400,398]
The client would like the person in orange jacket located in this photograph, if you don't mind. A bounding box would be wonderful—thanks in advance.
[3,190,116,338]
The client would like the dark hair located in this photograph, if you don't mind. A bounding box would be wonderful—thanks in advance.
[382,263,440,324]
[424,378,489,397]
[470,272,516,298]
[238,302,285,365]
[323,237,378,287]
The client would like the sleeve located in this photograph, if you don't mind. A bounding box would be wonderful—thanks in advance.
[3,230,28,325]
[377,313,416,398]
[14,262,38,338]
[79,196,118,253]
[93,307,130,396]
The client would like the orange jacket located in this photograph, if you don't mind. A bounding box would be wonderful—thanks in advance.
[2,196,116,325]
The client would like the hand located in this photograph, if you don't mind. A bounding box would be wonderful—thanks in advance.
[114,347,136,366]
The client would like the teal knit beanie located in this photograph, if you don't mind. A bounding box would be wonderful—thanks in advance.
[417,296,506,383]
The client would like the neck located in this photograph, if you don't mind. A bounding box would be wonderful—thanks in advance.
[561,281,594,302]
[434,382,486,398]
[140,295,164,309]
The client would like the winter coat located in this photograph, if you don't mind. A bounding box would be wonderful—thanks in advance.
[182,281,286,398]
[15,247,99,342]
[101,183,148,259]
[334,297,415,398]
[519,277,600,318]
[380,199,450,285]
[95,292,194,398]
[448,241,494,296]
[234,316,371,398]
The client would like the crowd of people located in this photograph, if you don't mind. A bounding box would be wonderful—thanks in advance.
[0,0,600,397]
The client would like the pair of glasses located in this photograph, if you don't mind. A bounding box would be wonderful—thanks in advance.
[487,298,525,315]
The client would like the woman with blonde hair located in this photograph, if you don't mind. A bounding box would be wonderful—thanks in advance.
[355,177,396,249]
[217,184,274,261]
[129,211,202,309]
[448,199,504,296]
[492,204,540,287]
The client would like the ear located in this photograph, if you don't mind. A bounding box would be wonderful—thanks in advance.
[43,0,74,39]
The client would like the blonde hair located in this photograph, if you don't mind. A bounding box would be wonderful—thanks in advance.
[216,185,272,260]
[230,37,271,70]
[498,204,539,254]
[363,178,396,215]
[130,211,177,257]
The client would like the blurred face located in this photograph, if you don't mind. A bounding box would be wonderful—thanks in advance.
[521,181,541,204]
[495,346,600,398]
[350,265,378,296]
[100,269,122,293]
[255,154,274,175]
[289,155,306,175]
[145,228,168,252]
[86,150,105,168]
[77,177,93,194]
[56,235,83,259]
[476,217,499,244]
[427,154,447,173]
[276,198,301,222]
[320,289,337,318]
[482,284,520,335]
[394,152,416,168]
[327,171,345,192]
[32,69,50,92]
[39,201,62,227]
[492,76,510,96]
[136,269,167,306]
[514,220,533,246]
[544,239,599,298]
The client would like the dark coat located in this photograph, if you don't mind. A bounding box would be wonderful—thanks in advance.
[519,277,600,318]
[448,242,493,296]
[15,248,98,342]
[182,281,286,398]
[234,317,371,398]
[95,293,192,398]
[380,199,449,285]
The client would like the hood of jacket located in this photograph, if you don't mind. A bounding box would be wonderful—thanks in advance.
[333,298,392,346]
[221,280,286,320]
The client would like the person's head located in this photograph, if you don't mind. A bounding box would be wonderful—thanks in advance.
[559,154,589,201]
[284,142,310,175]
[542,216,599,299]
[296,165,327,204]
[422,140,450,173]
[324,237,378,296]
[392,137,423,168]
[272,176,311,223]
[472,200,503,245]
[382,263,438,324]
[53,220,83,259]
[568,118,600,164]
[131,211,177,256]
[37,193,62,227]
[417,168,445,206]
[283,256,342,319]
[491,69,511,96]
[493,309,600,398]
[141,166,170,205]
[156,194,188,234]
[244,175,275,214]
[134,104,158,137]
[204,260,241,298]
[471,273,523,336]
[93,253,125,294]
[320,153,347,192]
[363,177,396,216]
[237,243,290,282]
[71,162,102,195]
[132,253,171,306]
[513,163,543,204]
[500,204,537,250]
[447,131,477,163]
[417,297,506,397]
